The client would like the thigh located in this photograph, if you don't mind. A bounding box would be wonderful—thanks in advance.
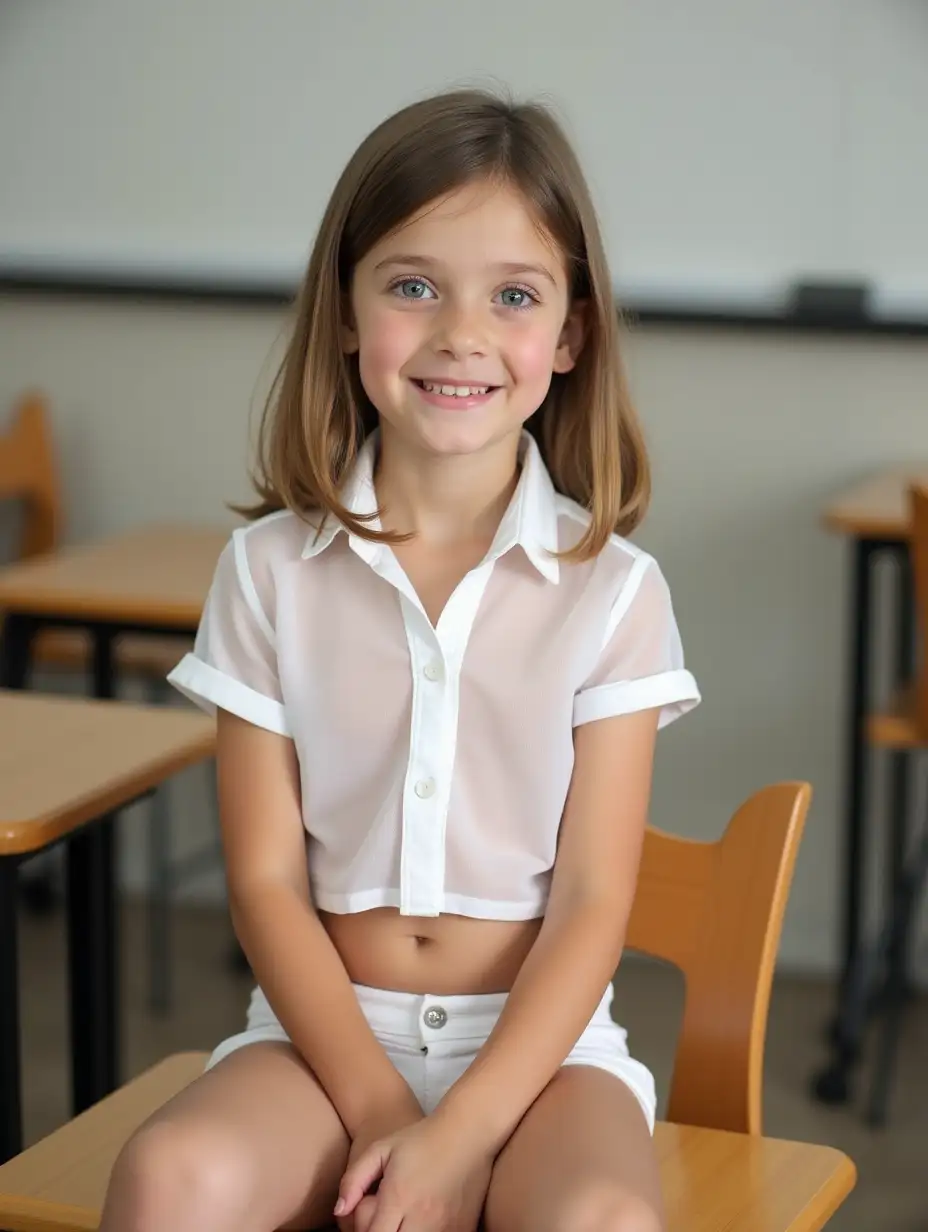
[109,1042,349,1232]
[484,1066,663,1232]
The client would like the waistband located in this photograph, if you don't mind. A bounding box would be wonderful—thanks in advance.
[352,981,615,1043]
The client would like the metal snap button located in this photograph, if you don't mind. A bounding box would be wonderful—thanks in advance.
[424,1005,448,1029]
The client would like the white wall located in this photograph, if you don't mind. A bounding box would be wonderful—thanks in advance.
[3,293,927,977]
[2,0,928,311]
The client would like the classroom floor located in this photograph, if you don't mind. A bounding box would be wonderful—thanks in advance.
[16,901,928,1231]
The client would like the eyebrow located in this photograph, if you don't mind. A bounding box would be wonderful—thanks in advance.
[374,255,559,287]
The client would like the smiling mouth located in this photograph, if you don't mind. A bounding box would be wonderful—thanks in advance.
[412,379,498,398]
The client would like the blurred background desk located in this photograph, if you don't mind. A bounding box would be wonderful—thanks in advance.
[0,523,225,697]
[0,690,214,1162]
[0,522,227,1017]
[813,470,928,1110]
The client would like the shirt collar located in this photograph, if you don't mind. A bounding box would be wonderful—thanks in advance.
[301,430,560,583]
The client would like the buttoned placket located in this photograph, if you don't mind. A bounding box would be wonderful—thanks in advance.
[360,545,498,915]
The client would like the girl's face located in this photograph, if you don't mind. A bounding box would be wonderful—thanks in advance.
[344,180,584,462]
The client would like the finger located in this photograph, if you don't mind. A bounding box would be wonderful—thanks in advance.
[335,1147,389,1218]
[355,1193,380,1232]
[368,1196,403,1232]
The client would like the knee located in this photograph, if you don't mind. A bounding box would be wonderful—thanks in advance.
[104,1120,255,1230]
[554,1185,664,1232]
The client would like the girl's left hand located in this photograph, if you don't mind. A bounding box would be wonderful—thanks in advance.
[334,1114,494,1232]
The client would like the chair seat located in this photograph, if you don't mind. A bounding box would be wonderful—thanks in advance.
[33,627,190,679]
[0,1053,855,1232]
[867,685,928,749]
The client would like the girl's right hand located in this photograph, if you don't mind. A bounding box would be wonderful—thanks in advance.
[338,1087,425,1232]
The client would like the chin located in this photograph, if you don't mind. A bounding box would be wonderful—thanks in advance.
[410,416,518,460]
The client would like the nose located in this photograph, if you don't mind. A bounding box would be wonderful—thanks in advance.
[431,299,489,359]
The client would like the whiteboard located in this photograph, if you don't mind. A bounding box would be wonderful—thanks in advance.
[1,0,927,317]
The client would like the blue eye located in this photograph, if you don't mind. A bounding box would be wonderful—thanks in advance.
[393,278,434,300]
[497,286,537,309]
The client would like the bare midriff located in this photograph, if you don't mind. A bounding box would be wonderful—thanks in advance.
[320,908,543,995]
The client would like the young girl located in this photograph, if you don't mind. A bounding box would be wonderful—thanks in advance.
[102,88,699,1232]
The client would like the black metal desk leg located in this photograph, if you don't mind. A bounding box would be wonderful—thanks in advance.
[91,626,117,701]
[810,536,876,1104]
[63,627,122,1114]
[66,818,119,1113]
[0,613,36,691]
[868,805,928,1126]
[886,548,915,954]
[0,859,23,1163]
[865,546,916,1126]
[838,537,877,991]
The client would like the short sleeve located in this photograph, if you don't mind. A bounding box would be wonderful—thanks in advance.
[573,554,700,729]
[167,530,290,736]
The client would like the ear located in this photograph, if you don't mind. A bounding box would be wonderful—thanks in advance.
[552,300,587,374]
[341,294,359,354]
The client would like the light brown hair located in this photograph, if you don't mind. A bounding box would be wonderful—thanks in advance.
[243,87,650,560]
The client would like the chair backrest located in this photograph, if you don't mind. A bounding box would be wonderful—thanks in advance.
[0,393,61,560]
[911,484,928,738]
[625,780,811,1136]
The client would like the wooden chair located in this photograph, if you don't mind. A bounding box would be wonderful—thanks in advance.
[0,780,857,1231]
[0,391,61,559]
[0,393,219,1012]
[626,779,811,1135]
[844,481,928,1126]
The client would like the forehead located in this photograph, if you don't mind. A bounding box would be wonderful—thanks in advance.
[366,180,565,275]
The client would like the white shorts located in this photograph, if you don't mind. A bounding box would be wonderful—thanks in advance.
[206,981,657,1132]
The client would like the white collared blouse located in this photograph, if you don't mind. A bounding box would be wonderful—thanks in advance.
[168,433,700,919]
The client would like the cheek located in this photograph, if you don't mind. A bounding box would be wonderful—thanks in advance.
[356,305,422,384]
[505,321,563,384]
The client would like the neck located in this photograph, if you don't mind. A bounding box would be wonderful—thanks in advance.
[374,427,522,546]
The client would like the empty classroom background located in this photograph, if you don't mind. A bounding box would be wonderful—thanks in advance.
[1,0,927,987]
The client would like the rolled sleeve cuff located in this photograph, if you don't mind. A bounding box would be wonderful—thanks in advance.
[573,669,700,729]
[167,654,291,737]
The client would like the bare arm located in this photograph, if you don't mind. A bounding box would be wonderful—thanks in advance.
[431,707,660,1155]
[216,708,416,1133]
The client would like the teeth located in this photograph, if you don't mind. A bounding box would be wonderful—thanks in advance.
[421,381,490,397]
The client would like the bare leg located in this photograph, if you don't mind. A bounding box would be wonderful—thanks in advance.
[101,1042,349,1232]
[485,1066,663,1232]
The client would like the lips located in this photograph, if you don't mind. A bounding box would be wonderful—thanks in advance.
[410,378,501,411]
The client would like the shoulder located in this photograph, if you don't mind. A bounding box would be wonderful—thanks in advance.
[554,494,660,599]
[555,502,699,726]
[226,507,321,581]
[217,509,315,626]
[234,508,311,560]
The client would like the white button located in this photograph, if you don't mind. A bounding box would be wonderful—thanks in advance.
[414,778,436,799]
[423,662,442,682]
